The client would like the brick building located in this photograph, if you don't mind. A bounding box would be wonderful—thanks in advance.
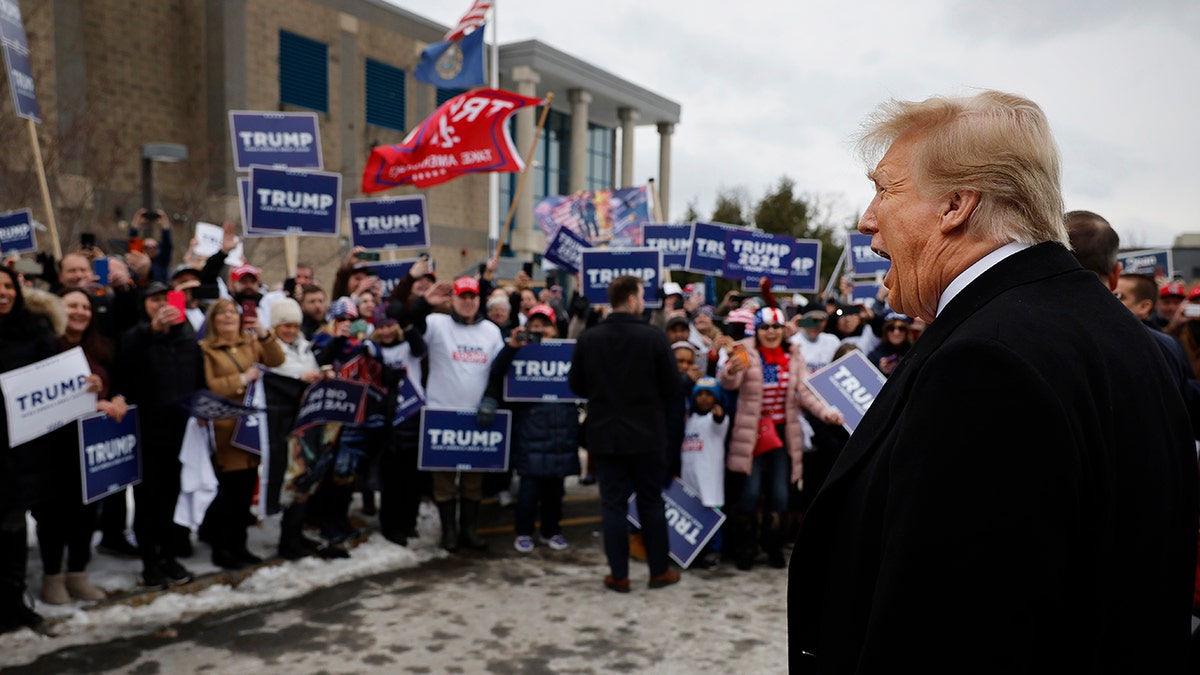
[0,0,680,288]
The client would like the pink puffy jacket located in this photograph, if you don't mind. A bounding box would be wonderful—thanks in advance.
[718,338,834,484]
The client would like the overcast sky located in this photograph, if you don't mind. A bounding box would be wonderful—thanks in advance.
[386,0,1198,248]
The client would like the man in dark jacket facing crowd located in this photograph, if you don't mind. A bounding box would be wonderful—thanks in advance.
[569,276,681,593]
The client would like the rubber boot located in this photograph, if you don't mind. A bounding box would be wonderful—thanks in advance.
[278,503,322,561]
[436,500,459,552]
[65,572,106,601]
[457,499,488,550]
[762,512,786,569]
[0,529,43,634]
[40,573,69,605]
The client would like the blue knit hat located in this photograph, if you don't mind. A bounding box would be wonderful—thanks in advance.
[691,376,723,406]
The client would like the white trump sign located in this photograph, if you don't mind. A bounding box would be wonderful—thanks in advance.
[0,347,97,447]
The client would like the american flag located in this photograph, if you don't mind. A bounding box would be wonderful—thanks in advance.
[444,0,492,42]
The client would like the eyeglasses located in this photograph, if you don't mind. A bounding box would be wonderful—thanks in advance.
[758,324,783,330]
[334,316,353,322]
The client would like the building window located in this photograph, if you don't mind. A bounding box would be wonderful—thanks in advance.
[279,31,328,113]
[436,87,467,107]
[365,59,406,131]
[586,124,614,191]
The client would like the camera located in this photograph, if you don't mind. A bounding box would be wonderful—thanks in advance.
[358,250,381,262]
[516,330,542,344]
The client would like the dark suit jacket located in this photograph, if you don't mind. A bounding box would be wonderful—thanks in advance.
[569,312,677,456]
[788,243,1198,673]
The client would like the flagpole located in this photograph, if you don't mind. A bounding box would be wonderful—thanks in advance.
[28,120,61,260]
[486,1,501,258]
[492,91,554,267]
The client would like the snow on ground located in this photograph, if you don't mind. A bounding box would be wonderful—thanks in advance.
[1,497,445,668]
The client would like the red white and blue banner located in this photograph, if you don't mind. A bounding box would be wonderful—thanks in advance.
[502,340,582,402]
[348,195,429,250]
[418,407,511,472]
[804,350,887,433]
[247,166,342,237]
[228,111,323,171]
[79,406,142,505]
[362,89,542,193]
[579,248,663,308]
[534,186,650,248]
[627,478,726,569]
[0,208,36,254]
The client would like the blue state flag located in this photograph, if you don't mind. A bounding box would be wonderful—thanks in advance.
[414,26,486,89]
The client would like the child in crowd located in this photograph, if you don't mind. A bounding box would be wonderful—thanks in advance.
[681,377,729,568]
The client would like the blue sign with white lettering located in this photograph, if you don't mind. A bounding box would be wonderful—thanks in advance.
[78,406,142,505]
[686,221,741,275]
[418,407,511,472]
[3,42,39,121]
[580,248,663,308]
[293,379,368,433]
[503,340,581,402]
[851,282,882,307]
[239,177,282,238]
[847,232,890,277]
[644,223,693,269]
[228,111,323,171]
[0,0,29,48]
[542,226,590,273]
[247,166,342,236]
[392,376,424,426]
[369,259,418,300]
[627,477,726,568]
[739,238,821,293]
[0,208,35,254]
[723,229,795,284]
[804,350,887,433]
[348,195,429,250]
[1118,248,1172,278]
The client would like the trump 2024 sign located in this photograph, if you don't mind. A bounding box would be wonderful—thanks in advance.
[418,408,511,472]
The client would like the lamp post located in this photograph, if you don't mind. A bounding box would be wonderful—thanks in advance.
[141,142,188,210]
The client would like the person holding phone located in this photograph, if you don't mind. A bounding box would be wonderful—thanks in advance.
[197,298,285,570]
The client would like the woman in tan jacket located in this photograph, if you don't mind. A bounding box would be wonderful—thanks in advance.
[199,298,285,570]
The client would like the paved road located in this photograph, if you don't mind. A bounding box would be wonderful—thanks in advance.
[3,491,790,674]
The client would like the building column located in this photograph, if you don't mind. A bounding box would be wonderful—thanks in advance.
[618,107,639,188]
[510,65,541,256]
[657,122,675,222]
[568,88,592,193]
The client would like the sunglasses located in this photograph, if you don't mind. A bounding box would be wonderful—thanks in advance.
[886,324,908,333]
[758,323,783,330]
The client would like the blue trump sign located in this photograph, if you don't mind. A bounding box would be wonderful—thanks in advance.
[543,226,590,273]
[739,238,821,293]
[580,248,663,308]
[392,376,424,426]
[804,350,887,433]
[370,259,418,299]
[627,478,726,568]
[78,406,142,505]
[0,208,36,254]
[3,41,39,121]
[418,408,511,472]
[0,0,28,47]
[247,166,341,236]
[503,340,581,402]
[228,111,323,171]
[850,282,882,307]
[644,223,693,270]
[686,221,740,275]
[723,229,795,284]
[348,195,429,250]
[1118,248,1172,278]
[847,232,890,277]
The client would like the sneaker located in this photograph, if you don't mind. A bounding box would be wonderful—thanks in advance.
[513,535,535,553]
[160,559,194,586]
[539,534,569,551]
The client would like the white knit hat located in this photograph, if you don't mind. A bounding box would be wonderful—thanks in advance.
[270,297,303,328]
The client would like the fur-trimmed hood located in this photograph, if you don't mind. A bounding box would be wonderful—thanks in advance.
[23,287,67,337]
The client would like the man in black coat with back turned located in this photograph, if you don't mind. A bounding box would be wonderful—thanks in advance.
[788,90,1198,673]
[570,275,681,593]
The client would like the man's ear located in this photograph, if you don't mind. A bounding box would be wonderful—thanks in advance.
[938,190,981,234]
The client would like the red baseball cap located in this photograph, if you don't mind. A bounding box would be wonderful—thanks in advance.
[527,304,556,324]
[453,276,480,296]
[230,264,260,282]
[1189,286,1200,302]
[1161,282,1187,299]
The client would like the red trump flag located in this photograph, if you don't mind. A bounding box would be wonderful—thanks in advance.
[361,88,544,193]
